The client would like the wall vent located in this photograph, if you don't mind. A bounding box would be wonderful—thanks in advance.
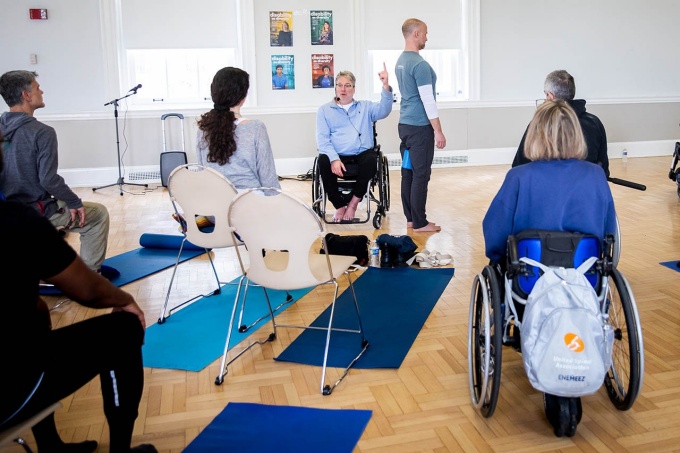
[128,170,161,181]
[387,155,469,167]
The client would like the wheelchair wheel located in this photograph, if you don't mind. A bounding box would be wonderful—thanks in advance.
[311,157,323,216]
[603,269,644,410]
[372,212,382,229]
[380,154,390,212]
[468,266,503,417]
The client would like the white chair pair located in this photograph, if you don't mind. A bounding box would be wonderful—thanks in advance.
[159,165,368,394]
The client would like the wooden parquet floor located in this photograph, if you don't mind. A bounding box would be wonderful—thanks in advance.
[4,156,680,452]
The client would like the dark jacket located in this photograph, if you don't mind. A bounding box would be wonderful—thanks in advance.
[512,100,610,177]
[0,112,82,217]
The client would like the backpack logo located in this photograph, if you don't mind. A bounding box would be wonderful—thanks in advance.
[564,333,585,352]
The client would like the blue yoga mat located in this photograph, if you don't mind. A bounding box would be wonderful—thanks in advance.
[183,402,372,453]
[143,279,312,371]
[276,266,454,369]
[40,233,205,295]
[660,260,680,272]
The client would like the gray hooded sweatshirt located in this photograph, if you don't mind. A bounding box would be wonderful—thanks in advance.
[0,111,82,218]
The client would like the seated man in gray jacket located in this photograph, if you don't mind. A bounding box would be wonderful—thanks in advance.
[0,70,111,274]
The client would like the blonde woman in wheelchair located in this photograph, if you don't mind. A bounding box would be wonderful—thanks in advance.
[482,100,617,436]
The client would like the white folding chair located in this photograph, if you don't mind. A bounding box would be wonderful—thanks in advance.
[158,164,240,323]
[215,188,370,395]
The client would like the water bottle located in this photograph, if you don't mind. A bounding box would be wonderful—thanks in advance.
[622,148,628,164]
[369,240,380,267]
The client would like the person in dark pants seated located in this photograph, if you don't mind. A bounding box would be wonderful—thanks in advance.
[0,132,156,453]
[316,66,392,222]
[512,69,610,177]
[483,101,617,438]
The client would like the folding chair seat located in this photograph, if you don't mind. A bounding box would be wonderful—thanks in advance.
[215,188,369,395]
[0,402,62,453]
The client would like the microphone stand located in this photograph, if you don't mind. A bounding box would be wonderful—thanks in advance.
[93,89,148,195]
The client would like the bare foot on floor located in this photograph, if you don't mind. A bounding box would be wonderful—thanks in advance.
[413,222,441,232]
[343,196,361,221]
[332,206,347,222]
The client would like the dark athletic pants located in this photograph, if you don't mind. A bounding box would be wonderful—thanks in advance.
[398,123,435,229]
[11,312,144,453]
[317,151,377,209]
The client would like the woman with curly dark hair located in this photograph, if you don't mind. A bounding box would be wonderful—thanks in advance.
[196,67,280,190]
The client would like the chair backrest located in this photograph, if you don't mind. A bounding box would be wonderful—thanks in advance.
[167,164,238,249]
[228,188,328,289]
[508,230,601,296]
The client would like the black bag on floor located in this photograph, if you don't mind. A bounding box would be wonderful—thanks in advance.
[321,233,369,266]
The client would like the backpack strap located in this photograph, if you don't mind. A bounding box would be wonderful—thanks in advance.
[576,256,598,274]
[519,257,550,273]
[520,256,598,275]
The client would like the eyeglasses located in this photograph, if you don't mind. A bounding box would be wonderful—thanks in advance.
[535,98,546,108]
[337,84,354,89]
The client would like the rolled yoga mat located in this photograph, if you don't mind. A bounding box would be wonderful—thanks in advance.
[40,233,207,295]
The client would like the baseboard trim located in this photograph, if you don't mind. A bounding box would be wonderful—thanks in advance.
[62,140,677,188]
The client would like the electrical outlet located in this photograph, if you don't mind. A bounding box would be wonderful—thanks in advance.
[30,54,38,65]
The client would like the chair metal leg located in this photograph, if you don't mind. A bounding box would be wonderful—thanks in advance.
[158,240,187,323]
[320,276,370,395]
[14,438,34,453]
[215,277,277,385]
[237,290,294,333]
[158,241,222,324]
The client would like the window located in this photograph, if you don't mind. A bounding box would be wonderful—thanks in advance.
[108,0,239,109]
[126,49,236,106]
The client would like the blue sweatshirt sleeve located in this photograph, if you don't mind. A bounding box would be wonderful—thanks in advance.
[483,172,519,261]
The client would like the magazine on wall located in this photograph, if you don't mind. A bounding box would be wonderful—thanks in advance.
[271,55,295,90]
[310,10,333,45]
[270,11,293,47]
[311,54,334,89]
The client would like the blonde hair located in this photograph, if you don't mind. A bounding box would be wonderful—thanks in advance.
[524,100,587,161]
[401,18,425,38]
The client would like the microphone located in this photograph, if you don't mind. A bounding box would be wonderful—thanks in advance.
[129,84,142,93]
[335,97,340,102]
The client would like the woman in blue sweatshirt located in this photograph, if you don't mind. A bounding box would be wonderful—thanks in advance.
[482,100,617,438]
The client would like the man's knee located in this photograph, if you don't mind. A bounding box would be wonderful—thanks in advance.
[107,312,144,347]
[84,201,110,227]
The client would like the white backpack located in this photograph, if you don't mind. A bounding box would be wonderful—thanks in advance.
[516,256,614,397]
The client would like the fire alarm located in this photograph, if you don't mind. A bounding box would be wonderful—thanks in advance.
[29,9,48,20]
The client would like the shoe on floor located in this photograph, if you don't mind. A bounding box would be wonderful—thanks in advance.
[99,264,120,280]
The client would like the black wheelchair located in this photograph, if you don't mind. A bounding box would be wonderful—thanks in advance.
[468,230,644,418]
[669,141,680,198]
[311,124,390,229]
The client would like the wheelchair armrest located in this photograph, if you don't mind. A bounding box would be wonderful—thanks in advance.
[506,235,522,276]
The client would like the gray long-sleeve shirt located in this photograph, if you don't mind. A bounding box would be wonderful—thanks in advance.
[196,119,281,190]
[0,112,82,217]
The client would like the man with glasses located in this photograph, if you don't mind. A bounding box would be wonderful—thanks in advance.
[0,70,113,276]
[395,18,446,233]
[512,69,610,177]
[316,66,392,222]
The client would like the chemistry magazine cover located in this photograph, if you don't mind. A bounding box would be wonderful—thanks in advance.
[270,11,293,47]
[310,10,333,45]
[271,55,295,90]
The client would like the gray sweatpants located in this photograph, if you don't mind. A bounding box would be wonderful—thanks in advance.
[49,200,110,271]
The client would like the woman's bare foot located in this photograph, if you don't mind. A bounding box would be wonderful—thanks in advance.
[332,206,347,222]
[343,196,361,221]
[413,222,441,232]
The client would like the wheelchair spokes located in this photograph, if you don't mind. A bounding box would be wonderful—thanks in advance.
[468,266,502,418]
